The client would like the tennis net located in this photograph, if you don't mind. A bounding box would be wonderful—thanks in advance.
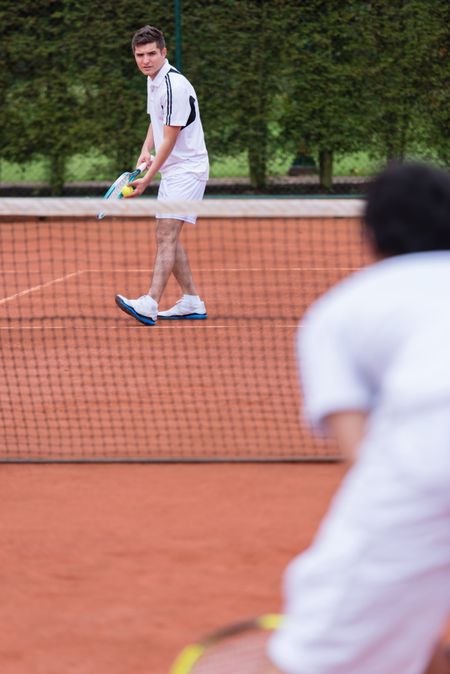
[0,197,369,462]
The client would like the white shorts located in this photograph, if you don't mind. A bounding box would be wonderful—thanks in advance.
[268,406,450,674]
[156,173,207,224]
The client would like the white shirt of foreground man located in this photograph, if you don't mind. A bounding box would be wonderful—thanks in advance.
[268,163,450,674]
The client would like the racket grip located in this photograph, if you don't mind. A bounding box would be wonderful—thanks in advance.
[137,161,148,172]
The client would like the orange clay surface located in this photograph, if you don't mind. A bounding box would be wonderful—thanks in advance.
[0,215,370,460]
[1,463,346,674]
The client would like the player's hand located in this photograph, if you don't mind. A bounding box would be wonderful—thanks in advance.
[124,177,149,198]
[136,152,154,170]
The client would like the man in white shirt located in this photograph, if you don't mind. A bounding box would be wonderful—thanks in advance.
[115,25,209,325]
[268,163,450,674]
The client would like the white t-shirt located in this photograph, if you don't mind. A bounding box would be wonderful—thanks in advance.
[298,251,450,432]
[268,251,450,674]
[147,60,209,179]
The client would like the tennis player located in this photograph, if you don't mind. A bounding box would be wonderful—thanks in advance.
[268,163,450,674]
[115,25,209,325]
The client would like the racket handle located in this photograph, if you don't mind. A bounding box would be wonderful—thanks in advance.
[137,161,148,172]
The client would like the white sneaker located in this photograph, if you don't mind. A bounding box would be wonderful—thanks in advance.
[115,294,158,325]
[158,296,207,320]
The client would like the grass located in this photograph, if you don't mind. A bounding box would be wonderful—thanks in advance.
[333,152,382,177]
[0,150,380,183]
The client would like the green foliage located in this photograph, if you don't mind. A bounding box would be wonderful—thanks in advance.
[64,1,168,173]
[280,1,371,150]
[1,0,91,192]
[0,0,168,191]
[416,1,450,165]
[182,0,290,188]
[0,0,448,193]
[0,149,380,183]
[362,0,450,163]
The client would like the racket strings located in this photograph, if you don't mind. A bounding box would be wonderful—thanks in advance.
[192,629,272,674]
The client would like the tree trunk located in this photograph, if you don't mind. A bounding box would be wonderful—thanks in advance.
[319,150,333,190]
[247,0,268,190]
[49,153,66,196]
[248,135,267,190]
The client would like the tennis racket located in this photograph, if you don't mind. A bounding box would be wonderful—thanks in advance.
[169,614,283,674]
[97,161,148,220]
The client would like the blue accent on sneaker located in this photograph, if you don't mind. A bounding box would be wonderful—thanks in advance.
[158,312,208,320]
[115,295,156,325]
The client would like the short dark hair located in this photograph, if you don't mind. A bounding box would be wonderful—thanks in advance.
[131,26,165,53]
[364,163,450,257]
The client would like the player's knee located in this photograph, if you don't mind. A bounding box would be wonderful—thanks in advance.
[156,222,181,247]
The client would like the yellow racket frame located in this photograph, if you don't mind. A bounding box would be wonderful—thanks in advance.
[169,614,284,674]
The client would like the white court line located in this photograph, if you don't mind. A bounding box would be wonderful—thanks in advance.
[0,270,84,305]
[1,266,362,275]
[0,323,300,331]
[83,267,361,272]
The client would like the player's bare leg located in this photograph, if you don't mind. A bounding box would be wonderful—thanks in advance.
[148,218,183,303]
[115,217,181,325]
[156,226,207,320]
[171,239,198,296]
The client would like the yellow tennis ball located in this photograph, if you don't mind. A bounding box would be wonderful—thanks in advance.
[121,185,135,197]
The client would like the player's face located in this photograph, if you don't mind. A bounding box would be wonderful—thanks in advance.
[134,42,167,79]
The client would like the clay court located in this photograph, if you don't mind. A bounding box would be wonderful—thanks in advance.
[1,462,346,674]
[0,206,359,673]
[0,207,358,672]
[3,205,447,674]
[0,208,367,460]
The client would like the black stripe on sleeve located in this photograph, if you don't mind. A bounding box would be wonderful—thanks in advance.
[165,75,172,125]
[182,96,197,129]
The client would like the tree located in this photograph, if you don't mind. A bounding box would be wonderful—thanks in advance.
[277,0,373,189]
[66,1,169,175]
[1,0,447,194]
[182,0,288,189]
[0,0,168,191]
[1,0,90,193]
[363,0,449,165]
[416,0,450,166]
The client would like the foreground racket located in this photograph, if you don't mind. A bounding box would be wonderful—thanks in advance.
[169,614,283,674]
[97,161,148,219]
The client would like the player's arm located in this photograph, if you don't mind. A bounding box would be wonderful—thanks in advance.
[298,298,372,462]
[129,125,181,197]
[423,643,450,674]
[323,410,368,461]
[136,122,155,168]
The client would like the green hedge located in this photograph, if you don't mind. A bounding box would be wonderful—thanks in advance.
[1,0,448,193]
